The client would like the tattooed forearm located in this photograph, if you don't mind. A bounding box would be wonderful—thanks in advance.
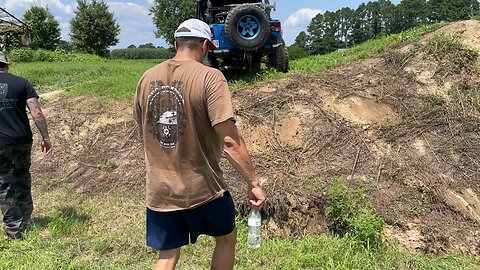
[33,115,50,140]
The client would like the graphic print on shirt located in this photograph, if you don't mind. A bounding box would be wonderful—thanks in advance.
[147,80,186,148]
[0,83,15,112]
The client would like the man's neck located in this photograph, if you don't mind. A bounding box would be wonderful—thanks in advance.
[173,50,202,62]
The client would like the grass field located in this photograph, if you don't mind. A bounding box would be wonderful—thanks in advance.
[3,23,480,269]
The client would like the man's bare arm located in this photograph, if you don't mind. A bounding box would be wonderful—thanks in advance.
[27,97,52,153]
[214,120,266,209]
[27,97,49,139]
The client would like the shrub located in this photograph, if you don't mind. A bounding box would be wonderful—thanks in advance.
[8,48,104,63]
[288,46,310,61]
[325,178,385,249]
[110,48,174,60]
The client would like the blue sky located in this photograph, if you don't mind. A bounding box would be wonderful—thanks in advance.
[1,0,401,49]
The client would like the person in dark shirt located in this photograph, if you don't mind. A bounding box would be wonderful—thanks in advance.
[0,51,52,240]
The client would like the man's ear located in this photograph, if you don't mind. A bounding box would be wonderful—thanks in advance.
[202,39,208,52]
[174,40,178,50]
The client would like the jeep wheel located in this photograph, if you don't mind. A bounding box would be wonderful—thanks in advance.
[225,4,270,51]
[269,43,289,73]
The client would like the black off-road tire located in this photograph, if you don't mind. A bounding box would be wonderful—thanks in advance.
[269,43,289,73]
[225,4,270,51]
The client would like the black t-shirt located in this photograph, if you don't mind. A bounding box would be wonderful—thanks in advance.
[0,72,39,147]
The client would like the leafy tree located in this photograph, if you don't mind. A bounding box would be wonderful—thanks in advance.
[138,42,156,49]
[293,31,310,51]
[336,7,355,48]
[308,11,342,55]
[352,3,370,44]
[150,0,196,45]
[428,0,479,22]
[365,1,383,38]
[127,44,136,49]
[0,31,23,51]
[378,0,397,34]
[23,6,61,50]
[70,0,120,56]
[396,0,428,32]
[322,11,342,53]
[307,13,326,54]
[58,40,74,52]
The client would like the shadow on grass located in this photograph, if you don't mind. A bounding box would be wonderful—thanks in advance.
[29,207,91,236]
[30,216,52,230]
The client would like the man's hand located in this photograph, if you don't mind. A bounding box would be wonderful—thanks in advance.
[41,138,52,154]
[249,186,266,211]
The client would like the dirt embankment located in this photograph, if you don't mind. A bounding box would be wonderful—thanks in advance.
[32,20,480,256]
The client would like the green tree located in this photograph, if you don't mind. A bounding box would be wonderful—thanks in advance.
[378,0,397,34]
[293,31,310,51]
[138,42,156,49]
[428,0,479,22]
[396,0,428,32]
[70,0,120,56]
[150,0,196,45]
[23,6,61,50]
[0,31,23,51]
[322,11,342,53]
[58,40,74,52]
[336,7,355,48]
[352,3,369,44]
[307,13,326,54]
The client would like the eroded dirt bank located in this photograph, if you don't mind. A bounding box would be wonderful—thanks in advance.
[31,20,480,256]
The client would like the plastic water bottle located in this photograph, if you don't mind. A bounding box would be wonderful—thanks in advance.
[247,210,261,248]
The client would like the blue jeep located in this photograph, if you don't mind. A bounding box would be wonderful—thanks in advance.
[196,0,289,72]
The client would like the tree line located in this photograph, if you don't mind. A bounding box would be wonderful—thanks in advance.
[2,0,120,57]
[293,0,480,55]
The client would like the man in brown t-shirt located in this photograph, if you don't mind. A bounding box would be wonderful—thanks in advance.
[134,19,266,270]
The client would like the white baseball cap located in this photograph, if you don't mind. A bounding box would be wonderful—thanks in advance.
[174,19,217,49]
[0,51,9,65]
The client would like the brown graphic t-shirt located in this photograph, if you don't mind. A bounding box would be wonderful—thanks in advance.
[134,59,234,211]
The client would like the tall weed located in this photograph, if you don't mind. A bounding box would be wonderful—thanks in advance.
[326,178,385,249]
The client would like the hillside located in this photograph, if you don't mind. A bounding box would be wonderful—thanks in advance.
[31,20,480,257]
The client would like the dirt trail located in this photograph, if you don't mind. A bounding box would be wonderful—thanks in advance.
[31,20,480,256]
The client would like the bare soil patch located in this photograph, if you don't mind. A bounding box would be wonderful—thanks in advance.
[30,21,480,256]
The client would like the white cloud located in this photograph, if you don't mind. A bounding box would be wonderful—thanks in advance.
[107,2,163,48]
[108,2,150,18]
[145,0,154,5]
[284,8,322,27]
[3,0,74,14]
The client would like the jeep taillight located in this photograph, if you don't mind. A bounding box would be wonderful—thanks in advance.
[211,28,215,38]
[271,21,282,32]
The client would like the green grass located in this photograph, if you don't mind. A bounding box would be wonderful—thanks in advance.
[10,60,162,100]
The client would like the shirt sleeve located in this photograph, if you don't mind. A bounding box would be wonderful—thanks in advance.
[205,69,235,127]
[25,80,39,100]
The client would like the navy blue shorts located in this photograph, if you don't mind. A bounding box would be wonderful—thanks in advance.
[146,191,236,250]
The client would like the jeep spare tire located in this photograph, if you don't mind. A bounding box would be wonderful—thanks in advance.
[225,4,270,51]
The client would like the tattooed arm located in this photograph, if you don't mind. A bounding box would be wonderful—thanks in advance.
[26,97,52,154]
